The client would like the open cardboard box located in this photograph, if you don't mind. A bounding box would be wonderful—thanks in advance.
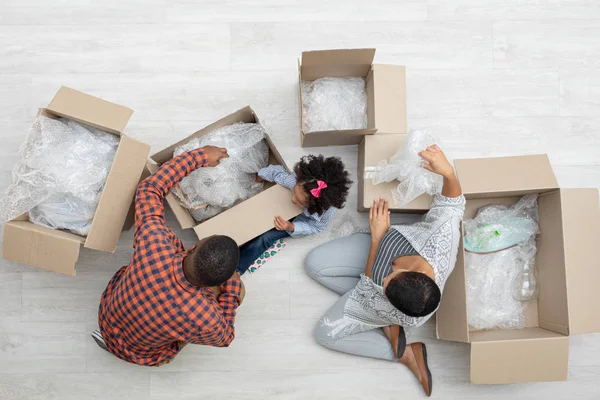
[149,106,302,245]
[298,48,407,147]
[436,154,600,384]
[1,87,151,276]
[358,134,432,213]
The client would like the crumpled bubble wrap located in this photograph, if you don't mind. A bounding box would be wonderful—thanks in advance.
[173,123,269,222]
[365,130,443,207]
[0,115,119,236]
[465,195,540,330]
[301,77,368,132]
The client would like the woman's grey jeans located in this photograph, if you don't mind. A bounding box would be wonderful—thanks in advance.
[305,233,396,362]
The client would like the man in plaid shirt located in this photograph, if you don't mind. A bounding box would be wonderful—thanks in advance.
[93,145,243,366]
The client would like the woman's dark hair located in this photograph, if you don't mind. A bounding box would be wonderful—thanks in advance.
[385,272,441,317]
[294,155,352,216]
[192,235,239,287]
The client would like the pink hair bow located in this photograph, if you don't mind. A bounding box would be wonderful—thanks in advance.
[310,180,328,198]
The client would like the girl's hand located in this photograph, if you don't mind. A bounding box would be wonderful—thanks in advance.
[274,216,294,232]
[370,197,390,243]
[418,144,454,179]
[256,175,264,183]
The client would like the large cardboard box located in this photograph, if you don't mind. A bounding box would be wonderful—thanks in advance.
[358,135,432,213]
[298,48,407,147]
[436,154,600,384]
[1,87,151,276]
[150,106,302,245]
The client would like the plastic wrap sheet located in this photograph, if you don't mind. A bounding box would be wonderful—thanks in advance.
[365,130,443,207]
[173,123,269,222]
[465,195,539,330]
[301,77,368,132]
[0,115,119,236]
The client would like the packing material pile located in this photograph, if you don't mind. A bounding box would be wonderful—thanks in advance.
[0,115,119,236]
[173,122,269,222]
[301,77,368,133]
[365,130,443,207]
[464,194,540,330]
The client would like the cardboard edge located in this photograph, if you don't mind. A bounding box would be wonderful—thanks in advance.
[47,86,133,134]
[2,221,81,276]
[84,136,151,252]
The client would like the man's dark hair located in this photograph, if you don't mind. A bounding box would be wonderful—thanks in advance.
[191,235,239,287]
[294,155,352,216]
[385,272,441,317]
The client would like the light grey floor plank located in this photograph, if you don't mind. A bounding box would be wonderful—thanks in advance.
[0,24,230,74]
[428,0,600,20]
[559,68,600,116]
[0,322,86,373]
[168,0,427,23]
[0,272,21,323]
[0,372,150,400]
[230,21,493,70]
[494,20,600,68]
[408,69,559,118]
[0,0,165,25]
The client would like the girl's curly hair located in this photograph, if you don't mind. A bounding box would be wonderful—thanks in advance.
[294,155,352,216]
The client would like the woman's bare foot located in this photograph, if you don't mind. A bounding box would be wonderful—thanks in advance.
[398,342,432,397]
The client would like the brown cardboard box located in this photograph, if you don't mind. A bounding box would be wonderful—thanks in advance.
[436,154,600,384]
[1,87,151,276]
[358,134,432,213]
[298,48,407,147]
[150,106,302,245]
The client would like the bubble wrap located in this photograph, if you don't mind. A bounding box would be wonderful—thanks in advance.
[301,77,368,132]
[465,195,539,330]
[365,131,443,207]
[173,123,269,222]
[0,115,119,236]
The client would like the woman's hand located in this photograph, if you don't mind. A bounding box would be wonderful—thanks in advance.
[274,216,294,232]
[370,197,390,243]
[419,144,454,179]
[201,145,229,167]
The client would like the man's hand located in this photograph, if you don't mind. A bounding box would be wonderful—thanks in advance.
[370,197,390,243]
[418,144,454,179]
[201,145,229,167]
[274,216,294,232]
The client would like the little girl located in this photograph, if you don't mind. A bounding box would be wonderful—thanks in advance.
[237,154,352,274]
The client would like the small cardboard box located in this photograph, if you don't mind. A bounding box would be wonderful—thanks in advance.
[436,154,600,384]
[298,48,407,147]
[1,87,151,276]
[150,106,302,245]
[358,135,432,213]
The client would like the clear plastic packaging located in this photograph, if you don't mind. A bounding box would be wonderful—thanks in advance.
[301,77,368,133]
[464,195,540,330]
[327,210,370,239]
[0,115,119,236]
[365,130,443,207]
[173,123,269,222]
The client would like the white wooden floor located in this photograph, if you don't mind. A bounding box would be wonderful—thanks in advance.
[1,1,600,399]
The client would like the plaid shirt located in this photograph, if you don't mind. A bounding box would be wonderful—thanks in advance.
[98,148,242,366]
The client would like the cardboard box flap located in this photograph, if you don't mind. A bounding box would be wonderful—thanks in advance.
[301,49,375,80]
[47,86,133,134]
[470,328,569,384]
[193,186,302,245]
[561,188,600,335]
[302,48,375,68]
[455,154,558,197]
[2,221,82,276]
[371,64,407,134]
[85,136,151,252]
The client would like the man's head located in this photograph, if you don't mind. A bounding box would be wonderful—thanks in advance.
[382,270,441,317]
[184,235,239,287]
